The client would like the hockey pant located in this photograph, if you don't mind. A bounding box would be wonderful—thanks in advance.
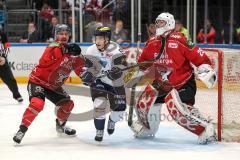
[90,79,126,130]
[21,82,74,127]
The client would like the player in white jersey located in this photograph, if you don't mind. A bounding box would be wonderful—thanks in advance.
[80,26,128,142]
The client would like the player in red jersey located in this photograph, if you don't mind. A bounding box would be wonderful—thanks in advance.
[131,13,217,144]
[13,24,85,144]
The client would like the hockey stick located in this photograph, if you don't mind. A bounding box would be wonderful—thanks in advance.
[95,60,153,79]
[128,37,166,127]
[128,33,141,127]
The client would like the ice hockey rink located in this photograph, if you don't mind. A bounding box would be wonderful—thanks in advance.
[1,84,240,160]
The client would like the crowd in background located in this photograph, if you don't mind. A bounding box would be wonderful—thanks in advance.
[1,0,240,44]
[19,0,129,43]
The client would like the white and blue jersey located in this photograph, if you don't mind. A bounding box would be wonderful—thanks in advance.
[83,41,127,87]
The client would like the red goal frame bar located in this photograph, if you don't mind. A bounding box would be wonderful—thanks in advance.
[203,48,223,141]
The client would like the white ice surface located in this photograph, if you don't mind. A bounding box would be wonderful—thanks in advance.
[0,84,240,160]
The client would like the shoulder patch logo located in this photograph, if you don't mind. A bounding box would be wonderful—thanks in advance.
[170,34,181,39]
[168,42,178,48]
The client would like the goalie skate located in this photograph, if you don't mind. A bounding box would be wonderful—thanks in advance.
[198,123,217,144]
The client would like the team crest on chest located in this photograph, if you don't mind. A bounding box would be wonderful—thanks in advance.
[168,42,178,48]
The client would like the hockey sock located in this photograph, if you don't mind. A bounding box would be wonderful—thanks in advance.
[21,97,44,127]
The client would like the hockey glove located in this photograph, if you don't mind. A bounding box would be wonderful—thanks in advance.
[152,80,173,95]
[80,71,94,85]
[65,43,82,56]
[107,67,123,81]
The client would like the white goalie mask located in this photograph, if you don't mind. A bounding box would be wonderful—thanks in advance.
[155,12,175,36]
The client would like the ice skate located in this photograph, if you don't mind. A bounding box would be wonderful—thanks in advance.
[107,117,115,135]
[14,96,23,103]
[56,119,76,136]
[13,125,28,144]
[95,130,104,142]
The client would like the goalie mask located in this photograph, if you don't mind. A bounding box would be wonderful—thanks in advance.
[94,26,111,51]
[55,24,71,43]
[155,12,175,37]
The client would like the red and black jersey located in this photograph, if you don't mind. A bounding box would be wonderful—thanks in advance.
[138,31,212,89]
[29,42,84,90]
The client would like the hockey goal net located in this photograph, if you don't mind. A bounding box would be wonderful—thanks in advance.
[195,48,240,142]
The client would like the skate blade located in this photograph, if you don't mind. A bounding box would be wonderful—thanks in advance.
[13,142,22,146]
[57,132,76,138]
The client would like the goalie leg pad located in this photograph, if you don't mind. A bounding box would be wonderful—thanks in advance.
[147,103,162,135]
[22,97,45,127]
[165,89,209,136]
[132,103,162,138]
[132,84,159,138]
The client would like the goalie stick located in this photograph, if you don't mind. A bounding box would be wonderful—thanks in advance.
[128,31,141,127]
[128,37,166,127]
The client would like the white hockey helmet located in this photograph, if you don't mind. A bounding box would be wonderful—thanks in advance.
[155,12,175,36]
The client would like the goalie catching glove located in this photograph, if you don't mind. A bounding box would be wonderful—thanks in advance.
[64,43,82,56]
[197,64,217,89]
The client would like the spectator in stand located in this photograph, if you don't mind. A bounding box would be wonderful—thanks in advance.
[19,22,40,43]
[142,23,156,42]
[61,0,71,22]
[112,19,128,44]
[112,0,129,25]
[67,15,79,42]
[39,3,55,41]
[197,19,216,44]
[47,16,59,42]
[221,20,239,44]
[101,0,114,25]
[147,23,156,38]
[84,0,102,23]
[39,3,54,22]
[84,20,103,42]
[237,27,240,43]
[175,20,189,39]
